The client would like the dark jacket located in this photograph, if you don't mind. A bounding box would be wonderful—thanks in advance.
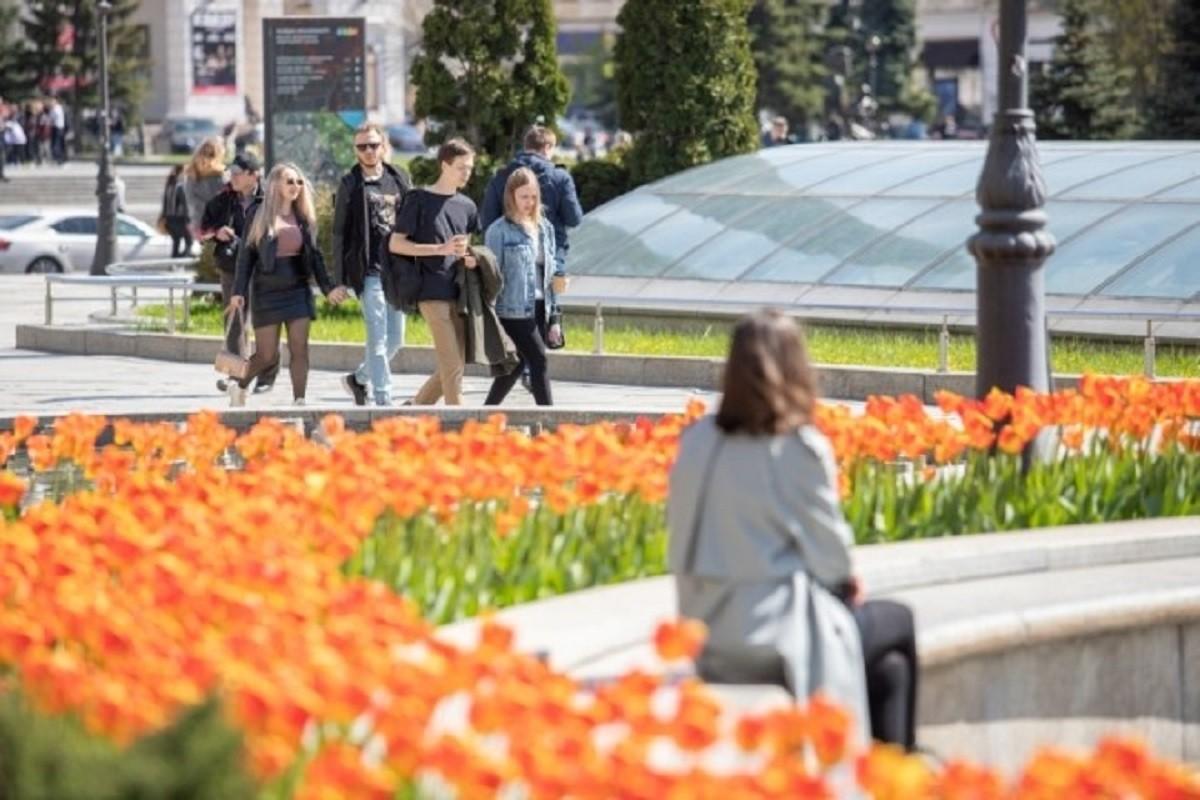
[331,162,413,294]
[233,213,335,300]
[162,179,189,222]
[457,245,518,376]
[481,151,583,273]
[200,183,263,273]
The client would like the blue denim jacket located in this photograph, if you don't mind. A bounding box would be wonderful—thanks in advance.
[486,216,558,320]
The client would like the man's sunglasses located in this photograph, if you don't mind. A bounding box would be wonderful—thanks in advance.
[355,142,382,152]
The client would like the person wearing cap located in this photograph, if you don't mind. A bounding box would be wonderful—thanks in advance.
[201,152,277,393]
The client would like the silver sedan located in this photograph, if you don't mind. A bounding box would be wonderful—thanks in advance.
[0,210,175,274]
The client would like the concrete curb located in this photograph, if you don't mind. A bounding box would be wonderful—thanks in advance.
[0,405,681,438]
[437,516,1200,673]
[15,323,1087,402]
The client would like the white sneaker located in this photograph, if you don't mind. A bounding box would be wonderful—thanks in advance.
[228,383,247,407]
[293,397,306,407]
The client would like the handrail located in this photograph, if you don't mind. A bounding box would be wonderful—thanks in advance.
[556,295,1198,379]
[557,294,1200,323]
[44,273,198,333]
[105,257,197,275]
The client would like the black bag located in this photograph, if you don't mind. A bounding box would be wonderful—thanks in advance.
[381,237,421,313]
[381,194,421,313]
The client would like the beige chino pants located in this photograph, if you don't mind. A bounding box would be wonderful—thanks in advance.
[413,300,466,405]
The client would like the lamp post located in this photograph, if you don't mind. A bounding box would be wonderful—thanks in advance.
[967,0,1055,399]
[865,34,881,100]
[90,0,119,276]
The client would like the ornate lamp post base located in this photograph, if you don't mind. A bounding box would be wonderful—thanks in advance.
[968,1,1056,398]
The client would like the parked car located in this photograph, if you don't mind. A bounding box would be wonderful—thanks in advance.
[0,211,174,274]
[386,123,427,153]
[153,116,220,155]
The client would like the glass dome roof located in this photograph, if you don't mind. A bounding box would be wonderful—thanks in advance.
[569,142,1200,302]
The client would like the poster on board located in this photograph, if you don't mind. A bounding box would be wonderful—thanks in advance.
[191,8,237,96]
[263,17,366,185]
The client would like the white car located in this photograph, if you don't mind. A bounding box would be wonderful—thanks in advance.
[0,210,175,274]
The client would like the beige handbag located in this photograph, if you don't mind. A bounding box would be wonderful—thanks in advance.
[214,307,250,380]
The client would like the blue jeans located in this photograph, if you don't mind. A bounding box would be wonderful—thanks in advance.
[354,275,406,404]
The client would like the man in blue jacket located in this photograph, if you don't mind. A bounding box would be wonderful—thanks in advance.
[481,125,583,279]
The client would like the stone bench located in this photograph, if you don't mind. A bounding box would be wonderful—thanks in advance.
[439,516,1200,770]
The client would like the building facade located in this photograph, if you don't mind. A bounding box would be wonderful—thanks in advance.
[130,0,430,125]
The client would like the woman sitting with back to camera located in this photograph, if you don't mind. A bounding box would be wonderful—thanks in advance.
[226,163,348,406]
[668,309,919,751]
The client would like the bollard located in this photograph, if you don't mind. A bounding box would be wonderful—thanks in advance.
[1144,319,1156,379]
[593,302,605,355]
[44,279,52,325]
[110,286,118,317]
[131,286,139,308]
[937,315,950,373]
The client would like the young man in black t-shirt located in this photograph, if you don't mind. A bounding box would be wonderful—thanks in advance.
[390,138,480,405]
[333,121,413,406]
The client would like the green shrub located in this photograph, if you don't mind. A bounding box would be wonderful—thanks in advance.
[570,158,632,213]
[0,691,257,800]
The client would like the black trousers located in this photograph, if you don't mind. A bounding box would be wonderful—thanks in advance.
[854,599,919,750]
[485,316,552,406]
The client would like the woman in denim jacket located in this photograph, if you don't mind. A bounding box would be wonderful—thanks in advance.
[483,167,560,406]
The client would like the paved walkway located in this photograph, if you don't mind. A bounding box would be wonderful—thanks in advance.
[0,275,719,416]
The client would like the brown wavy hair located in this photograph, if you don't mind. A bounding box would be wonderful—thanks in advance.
[716,310,819,435]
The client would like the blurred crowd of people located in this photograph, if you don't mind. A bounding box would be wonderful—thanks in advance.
[0,95,69,179]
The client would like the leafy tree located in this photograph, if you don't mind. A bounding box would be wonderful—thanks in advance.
[1095,0,1172,118]
[614,0,759,186]
[1031,0,1136,139]
[16,0,149,133]
[0,0,25,99]
[747,0,828,130]
[1147,0,1200,138]
[411,0,570,161]
[857,0,922,113]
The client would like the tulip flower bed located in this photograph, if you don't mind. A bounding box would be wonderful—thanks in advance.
[0,376,1199,796]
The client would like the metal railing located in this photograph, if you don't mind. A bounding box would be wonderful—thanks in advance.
[557,296,1200,379]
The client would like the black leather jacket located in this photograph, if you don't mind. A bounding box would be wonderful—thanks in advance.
[233,212,335,299]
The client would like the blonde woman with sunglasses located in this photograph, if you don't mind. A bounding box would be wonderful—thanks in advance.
[227,163,348,406]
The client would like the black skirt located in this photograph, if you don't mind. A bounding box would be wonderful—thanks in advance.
[251,256,315,327]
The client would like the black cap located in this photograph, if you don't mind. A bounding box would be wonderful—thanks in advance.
[231,152,262,173]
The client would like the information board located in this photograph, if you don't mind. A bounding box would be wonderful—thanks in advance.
[263,18,366,185]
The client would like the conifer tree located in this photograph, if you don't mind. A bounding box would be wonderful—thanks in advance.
[411,0,570,161]
[615,0,759,185]
[0,1,24,99]
[857,0,921,113]
[17,1,148,128]
[748,0,828,131]
[1031,0,1136,139]
[1147,0,1200,138]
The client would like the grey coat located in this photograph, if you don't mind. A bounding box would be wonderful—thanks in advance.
[183,172,226,231]
[667,416,870,748]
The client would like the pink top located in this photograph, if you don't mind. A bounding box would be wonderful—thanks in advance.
[275,213,303,257]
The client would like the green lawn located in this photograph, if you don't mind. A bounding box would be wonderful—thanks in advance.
[140,300,1200,377]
